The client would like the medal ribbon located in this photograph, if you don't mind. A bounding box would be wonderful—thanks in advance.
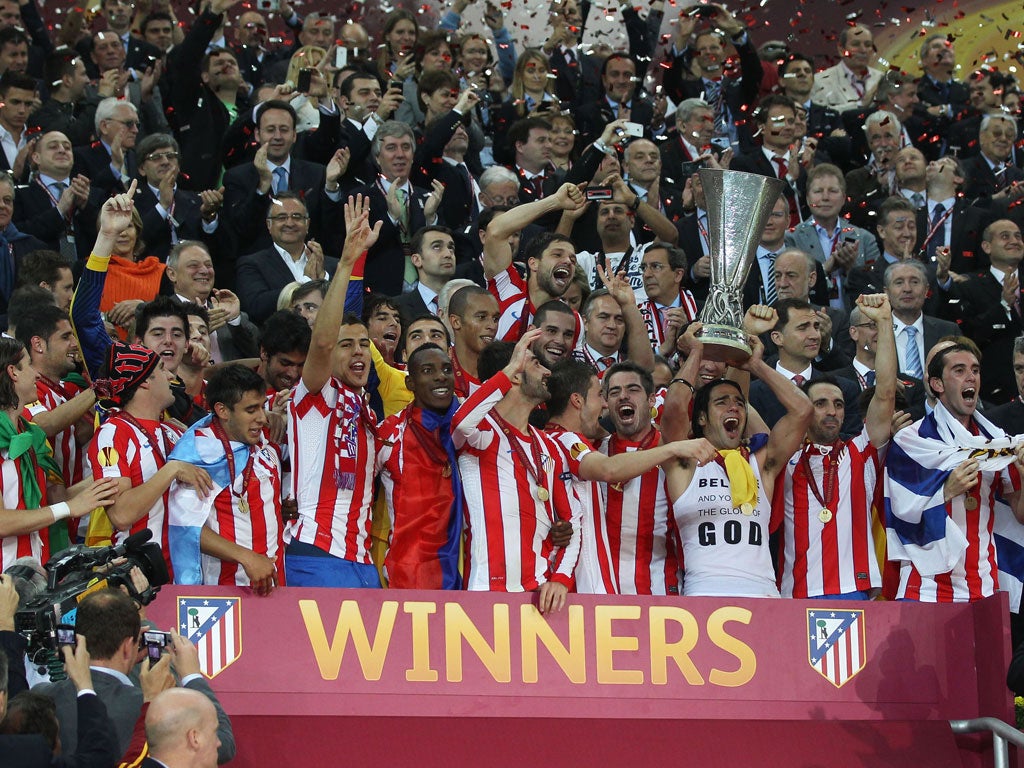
[118,411,168,466]
[492,411,548,502]
[801,441,843,519]
[210,417,257,506]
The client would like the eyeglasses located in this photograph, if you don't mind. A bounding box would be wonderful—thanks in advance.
[268,213,309,222]
[641,262,669,272]
[112,118,140,129]
[146,151,178,162]
[852,321,878,330]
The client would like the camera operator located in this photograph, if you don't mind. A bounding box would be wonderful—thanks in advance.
[0,572,118,768]
[34,589,236,764]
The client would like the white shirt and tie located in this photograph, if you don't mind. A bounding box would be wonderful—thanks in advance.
[892,314,925,378]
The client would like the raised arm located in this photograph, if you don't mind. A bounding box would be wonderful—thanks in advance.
[597,264,655,371]
[302,195,381,394]
[858,293,896,447]
[483,183,584,279]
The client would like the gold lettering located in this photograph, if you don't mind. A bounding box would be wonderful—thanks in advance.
[594,605,643,684]
[298,599,397,681]
[648,606,704,685]
[444,602,511,683]
[404,602,438,682]
[520,605,586,684]
[707,607,757,687]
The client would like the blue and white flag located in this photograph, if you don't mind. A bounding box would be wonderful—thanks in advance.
[884,402,1018,577]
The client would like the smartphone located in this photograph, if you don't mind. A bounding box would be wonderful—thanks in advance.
[688,4,718,17]
[585,187,613,201]
[710,136,731,152]
[56,624,76,649]
[842,234,857,244]
[623,121,644,138]
[680,159,706,177]
[255,0,280,11]
[335,47,347,69]
[389,79,404,92]
[143,630,171,664]
[296,68,313,93]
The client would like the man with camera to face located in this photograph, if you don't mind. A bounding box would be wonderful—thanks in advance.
[34,588,235,764]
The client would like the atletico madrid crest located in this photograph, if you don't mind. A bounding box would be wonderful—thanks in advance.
[807,609,867,688]
[178,596,242,679]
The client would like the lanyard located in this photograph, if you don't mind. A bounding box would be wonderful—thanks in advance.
[118,411,168,466]
[449,348,476,399]
[919,203,954,253]
[210,417,256,512]
[492,410,549,503]
[36,177,72,224]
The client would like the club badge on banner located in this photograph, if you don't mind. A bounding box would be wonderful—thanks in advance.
[807,609,867,689]
[178,596,242,678]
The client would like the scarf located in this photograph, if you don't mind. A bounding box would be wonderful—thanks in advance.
[419,398,463,589]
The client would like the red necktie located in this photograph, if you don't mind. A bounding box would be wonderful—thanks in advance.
[773,155,788,179]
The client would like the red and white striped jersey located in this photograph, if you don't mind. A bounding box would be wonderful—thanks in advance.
[453,372,583,591]
[287,377,376,563]
[897,463,1019,602]
[599,431,680,595]
[27,377,86,486]
[189,428,285,587]
[0,445,50,571]
[672,451,779,598]
[88,414,183,571]
[777,430,883,598]
[488,264,534,342]
[545,426,618,594]
[637,292,699,351]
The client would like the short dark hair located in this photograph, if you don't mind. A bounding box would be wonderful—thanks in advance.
[43,47,81,87]
[532,298,575,329]
[399,314,451,356]
[291,278,328,306]
[754,93,796,123]
[778,52,813,77]
[877,195,916,228]
[602,360,654,397]
[410,224,454,257]
[136,132,179,161]
[477,340,514,381]
[645,242,687,272]
[926,342,979,385]
[74,589,141,660]
[206,363,266,411]
[508,116,552,151]
[0,336,23,411]
[362,293,400,325]
[417,68,458,110]
[0,69,35,97]
[136,296,188,341]
[14,304,68,350]
[774,297,814,331]
[522,232,574,266]
[140,11,174,35]
[259,310,311,357]
[448,284,492,318]
[1,691,59,750]
[0,26,28,52]
[340,70,381,100]
[16,250,71,290]
[406,341,447,370]
[255,98,297,130]
[691,378,744,439]
[547,358,596,418]
[201,45,237,75]
[7,286,55,330]
[179,300,210,327]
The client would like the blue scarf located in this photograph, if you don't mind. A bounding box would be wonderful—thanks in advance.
[420,398,463,589]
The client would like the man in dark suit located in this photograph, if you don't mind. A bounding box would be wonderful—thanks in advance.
[75,0,163,78]
[950,218,1024,404]
[508,116,565,206]
[659,98,714,187]
[167,0,249,192]
[916,35,970,116]
[544,0,601,108]
[335,70,404,188]
[842,109,902,230]
[0,71,37,175]
[236,191,336,325]
[833,300,928,420]
[748,298,863,437]
[661,6,761,152]
[574,53,655,147]
[730,95,808,224]
[140,688,224,768]
[133,133,228,265]
[72,97,139,196]
[986,335,1024,434]
[392,225,455,324]
[623,137,686,237]
[962,114,1024,207]
[35,589,235,765]
[13,130,102,262]
[915,154,990,274]
[81,32,168,141]
[221,99,335,258]
[166,241,257,362]
[27,51,98,148]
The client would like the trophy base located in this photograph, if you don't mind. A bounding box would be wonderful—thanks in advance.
[697,324,752,364]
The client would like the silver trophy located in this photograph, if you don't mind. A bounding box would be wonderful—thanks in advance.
[697,168,787,363]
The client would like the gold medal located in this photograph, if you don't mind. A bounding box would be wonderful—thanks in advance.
[965,496,978,512]
[740,502,754,516]
[442,463,452,478]
[537,487,550,502]
[818,507,833,524]
[238,497,249,515]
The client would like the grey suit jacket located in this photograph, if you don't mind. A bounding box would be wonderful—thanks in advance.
[810,64,883,112]
[785,220,880,270]
[38,667,236,764]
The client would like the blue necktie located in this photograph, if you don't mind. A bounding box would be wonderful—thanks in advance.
[272,166,287,194]
[926,203,945,260]
[904,326,923,379]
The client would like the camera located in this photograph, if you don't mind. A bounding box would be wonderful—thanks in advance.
[13,530,169,660]
[688,4,719,18]
[680,159,707,177]
[255,0,280,11]
[56,624,76,649]
[585,187,614,201]
[142,630,172,664]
